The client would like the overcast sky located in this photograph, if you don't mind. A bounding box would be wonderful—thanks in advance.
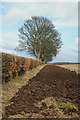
[0,0,79,62]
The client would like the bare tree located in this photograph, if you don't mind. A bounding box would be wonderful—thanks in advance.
[16,16,62,63]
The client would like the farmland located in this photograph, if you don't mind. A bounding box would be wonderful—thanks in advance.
[57,64,79,74]
[2,64,45,118]
[2,53,45,118]
[2,61,79,119]
[1,53,79,119]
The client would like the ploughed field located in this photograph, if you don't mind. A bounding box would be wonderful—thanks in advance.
[3,65,79,118]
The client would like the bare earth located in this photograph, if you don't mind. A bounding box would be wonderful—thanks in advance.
[2,65,79,119]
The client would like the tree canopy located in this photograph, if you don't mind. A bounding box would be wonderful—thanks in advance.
[16,16,63,63]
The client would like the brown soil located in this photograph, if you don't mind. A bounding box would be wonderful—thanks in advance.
[2,65,79,118]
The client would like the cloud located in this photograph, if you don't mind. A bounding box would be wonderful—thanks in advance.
[53,20,77,27]
[2,2,78,27]
[4,4,52,23]
[5,7,30,24]
[0,38,2,49]
[53,2,78,27]
[0,33,19,55]
[0,33,19,51]
[0,48,16,55]
[53,46,78,62]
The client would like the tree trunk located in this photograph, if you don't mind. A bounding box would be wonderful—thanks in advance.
[34,48,40,60]
[36,53,40,60]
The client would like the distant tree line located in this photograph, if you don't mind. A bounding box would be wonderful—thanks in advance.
[53,62,80,65]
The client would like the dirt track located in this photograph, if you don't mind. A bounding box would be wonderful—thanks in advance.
[3,65,79,118]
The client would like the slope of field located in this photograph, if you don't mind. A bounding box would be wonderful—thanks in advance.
[2,64,46,118]
[3,65,79,119]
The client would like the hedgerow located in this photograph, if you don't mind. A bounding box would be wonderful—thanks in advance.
[2,53,44,84]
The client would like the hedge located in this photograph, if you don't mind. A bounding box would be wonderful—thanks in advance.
[2,53,44,84]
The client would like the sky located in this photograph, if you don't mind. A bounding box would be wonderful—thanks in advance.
[0,0,79,63]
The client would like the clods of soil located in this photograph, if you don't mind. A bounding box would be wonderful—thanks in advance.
[3,65,79,118]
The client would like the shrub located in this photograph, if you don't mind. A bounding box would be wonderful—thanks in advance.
[29,59,33,70]
[2,53,44,84]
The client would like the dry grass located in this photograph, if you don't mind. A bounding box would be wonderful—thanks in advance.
[34,97,78,118]
[57,64,79,74]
